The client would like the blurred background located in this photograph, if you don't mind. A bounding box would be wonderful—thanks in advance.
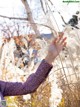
[0,0,80,107]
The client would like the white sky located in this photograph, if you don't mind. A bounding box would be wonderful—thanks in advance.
[0,0,80,32]
[0,0,22,7]
[0,0,24,16]
[0,0,79,18]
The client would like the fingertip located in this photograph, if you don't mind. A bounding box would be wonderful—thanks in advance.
[64,37,67,39]
[63,37,67,41]
[63,42,67,47]
[61,32,64,36]
[58,32,64,36]
[52,37,57,43]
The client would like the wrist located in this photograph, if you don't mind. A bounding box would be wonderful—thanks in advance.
[45,55,55,65]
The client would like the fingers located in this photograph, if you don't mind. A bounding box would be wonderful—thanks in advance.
[53,38,57,44]
[63,42,67,47]
[53,32,63,43]
[52,32,66,45]
[56,34,63,43]
[60,37,67,45]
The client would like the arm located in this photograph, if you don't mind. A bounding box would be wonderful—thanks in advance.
[0,32,67,97]
[0,59,52,97]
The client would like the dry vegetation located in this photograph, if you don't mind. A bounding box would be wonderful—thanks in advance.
[0,0,80,107]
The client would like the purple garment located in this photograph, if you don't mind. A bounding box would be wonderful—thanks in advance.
[0,60,53,99]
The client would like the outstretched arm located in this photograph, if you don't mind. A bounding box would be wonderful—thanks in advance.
[0,33,67,97]
[0,59,52,97]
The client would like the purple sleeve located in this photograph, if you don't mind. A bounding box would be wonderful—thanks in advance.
[0,59,53,97]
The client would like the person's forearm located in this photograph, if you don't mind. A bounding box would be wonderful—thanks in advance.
[1,59,52,97]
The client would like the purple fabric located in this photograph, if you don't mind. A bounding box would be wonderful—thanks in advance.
[0,59,53,99]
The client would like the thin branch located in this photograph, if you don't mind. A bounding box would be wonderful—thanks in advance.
[40,0,46,14]
[0,15,28,20]
[21,0,40,37]
[48,0,53,5]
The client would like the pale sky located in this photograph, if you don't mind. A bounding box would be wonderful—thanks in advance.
[0,0,22,7]
[0,0,79,32]
[0,0,24,16]
[0,0,78,16]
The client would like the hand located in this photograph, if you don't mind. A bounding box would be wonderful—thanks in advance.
[45,33,67,64]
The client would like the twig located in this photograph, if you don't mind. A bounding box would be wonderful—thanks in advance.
[0,15,28,20]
